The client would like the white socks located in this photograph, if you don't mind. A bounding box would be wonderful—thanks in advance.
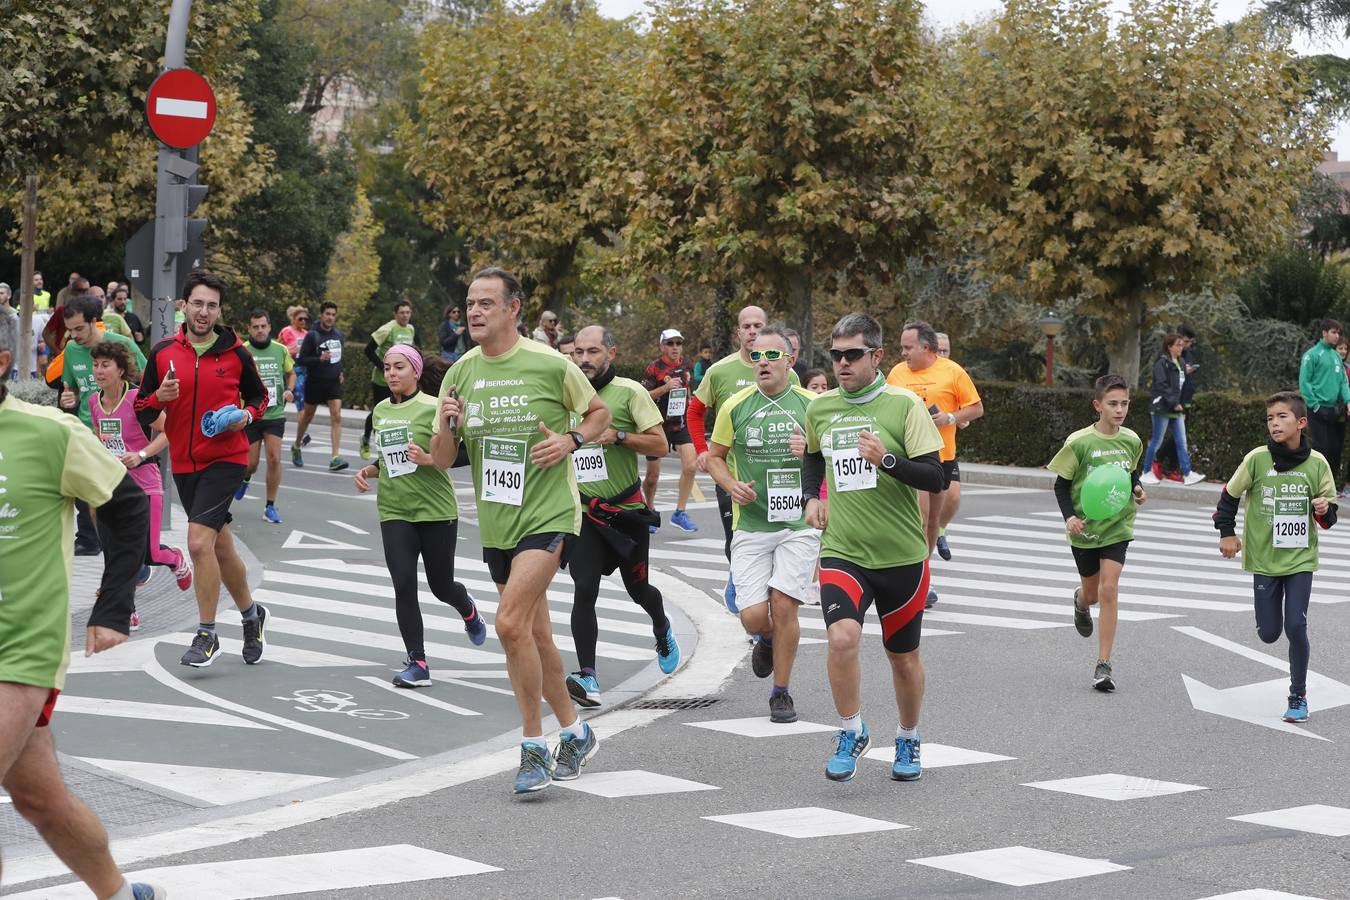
[840,712,862,735]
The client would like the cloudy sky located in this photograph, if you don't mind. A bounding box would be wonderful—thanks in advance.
[594,0,1350,154]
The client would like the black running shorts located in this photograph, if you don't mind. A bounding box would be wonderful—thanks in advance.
[820,557,928,654]
[173,462,246,531]
[1070,540,1129,578]
[245,417,285,444]
[484,531,573,585]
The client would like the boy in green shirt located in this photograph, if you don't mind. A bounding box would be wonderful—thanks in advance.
[1213,390,1337,724]
[1047,374,1146,693]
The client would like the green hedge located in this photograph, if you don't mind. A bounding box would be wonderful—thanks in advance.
[962,382,1269,479]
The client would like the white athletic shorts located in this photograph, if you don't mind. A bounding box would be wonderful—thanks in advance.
[730,527,822,609]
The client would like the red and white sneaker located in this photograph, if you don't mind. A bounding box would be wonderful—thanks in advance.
[130,611,141,632]
[173,551,193,592]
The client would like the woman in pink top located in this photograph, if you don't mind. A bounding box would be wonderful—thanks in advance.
[89,342,192,619]
[278,305,310,412]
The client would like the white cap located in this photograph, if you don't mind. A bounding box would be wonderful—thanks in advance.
[660,328,683,343]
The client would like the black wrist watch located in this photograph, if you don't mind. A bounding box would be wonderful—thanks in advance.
[880,452,897,470]
[615,429,628,445]
[567,430,585,451]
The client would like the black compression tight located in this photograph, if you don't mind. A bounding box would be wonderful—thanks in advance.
[380,519,475,660]
[569,521,669,672]
[1253,571,1313,696]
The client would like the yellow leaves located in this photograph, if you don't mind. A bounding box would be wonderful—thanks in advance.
[326,187,384,328]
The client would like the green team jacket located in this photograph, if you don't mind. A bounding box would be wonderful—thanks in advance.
[1298,339,1350,411]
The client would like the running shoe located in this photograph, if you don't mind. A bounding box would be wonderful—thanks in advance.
[670,510,698,532]
[291,444,304,468]
[74,542,100,557]
[751,637,774,678]
[465,608,488,646]
[263,503,282,525]
[131,885,168,900]
[825,724,870,782]
[648,524,659,534]
[241,604,268,665]
[1093,659,1115,693]
[1072,587,1093,637]
[769,690,798,724]
[173,550,193,592]
[129,610,141,632]
[724,579,739,614]
[513,742,555,794]
[234,480,248,501]
[180,629,220,667]
[301,432,312,447]
[1283,693,1309,723]
[393,657,432,688]
[1139,471,1161,485]
[554,723,598,780]
[925,588,938,609]
[567,671,601,708]
[359,437,370,460]
[1339,486,1350,500]
[1182,471,1206,486]
[329,455,349,472]
[136,564,152,587]
[936,533,951,561]
[892,734,922,781]
[656,626,681,674]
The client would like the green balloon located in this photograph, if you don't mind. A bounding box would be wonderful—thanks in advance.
[1081,465,1132,520]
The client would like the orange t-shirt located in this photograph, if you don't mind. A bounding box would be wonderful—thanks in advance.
[885,356,980,462]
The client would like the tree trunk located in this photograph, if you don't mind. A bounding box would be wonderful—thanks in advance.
[1105,293,1146,389]
[711,281,735,357]
[17,175,37,381]
[787,267,814,368]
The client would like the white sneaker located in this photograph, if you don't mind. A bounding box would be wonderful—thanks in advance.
[1139,472,1161,485]
[1182,471,1205,485]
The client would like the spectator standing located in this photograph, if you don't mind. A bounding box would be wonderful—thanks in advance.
[533,310,560,348]
[1140,333,1205,486]
[439,303,468,362]
[692,342,714,389]
[1299,318,1350,489]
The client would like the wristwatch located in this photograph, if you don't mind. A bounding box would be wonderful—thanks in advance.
[946,412,957,426]
[137,450,147,460]
[567,430,585,451]
[615,429,628,445]
[881,452,897,470]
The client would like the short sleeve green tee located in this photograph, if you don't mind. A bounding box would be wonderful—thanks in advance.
[694,353,799,409]
[101,310,132,338]
[245,340,295,421]
[436,338,596,549]
[1046,425,1143,549]
[1225,446,1336,576]
[62,332,148,429]
[804,380,944,568]
[0,393,129,690]
[576,377,663,507]
[712,384,815,532]
[372,392,458,523]
[371,320,417,387]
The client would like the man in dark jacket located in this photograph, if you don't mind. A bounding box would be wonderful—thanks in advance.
[1154,323,1200,480]
[292,301,349,471]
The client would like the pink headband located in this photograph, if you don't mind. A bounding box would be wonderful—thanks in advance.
[383,343,423,380]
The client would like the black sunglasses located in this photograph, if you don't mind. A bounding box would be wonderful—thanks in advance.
[830,347,877,363]
[663,339,684,346]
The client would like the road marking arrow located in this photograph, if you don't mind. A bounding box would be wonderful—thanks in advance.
[282,530,366,551]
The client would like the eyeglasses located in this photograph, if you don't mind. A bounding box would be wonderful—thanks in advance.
[749,348,786,362]
[829,347,877,363]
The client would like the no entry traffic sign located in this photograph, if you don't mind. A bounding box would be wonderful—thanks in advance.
[146,68,217,149]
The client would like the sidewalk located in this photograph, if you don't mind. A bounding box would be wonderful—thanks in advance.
[959,462,1220,506]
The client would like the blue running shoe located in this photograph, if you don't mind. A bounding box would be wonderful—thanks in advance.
[724,579,739,614]
[393,657,431,688]
[567,671,601,708]
[935,533,951,561]
[925,588,938,609]
[1283,693,1309,723]
[291,443,304,468]
[465,607,487,646]
[234,480,248,501]
[135,564,152,587]
[554,723,598,780]
[648,523,659,534]
[891,734,922,781]
[263,503,282,525]
[656,626,681,674]
[513,742,555,794]
[825,724,870,782]
[670,509,699,532]
[131,885,168,900]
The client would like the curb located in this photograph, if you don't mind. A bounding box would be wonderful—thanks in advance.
[959,462,1221,506]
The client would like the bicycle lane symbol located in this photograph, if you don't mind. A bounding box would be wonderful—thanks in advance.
[274,689,410,721]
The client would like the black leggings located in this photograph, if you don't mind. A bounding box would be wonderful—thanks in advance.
[363,384,393,443]
[570,518,668,672]
[716,483,733,560]
[1253,572,1313,695]
[380,519,474,660]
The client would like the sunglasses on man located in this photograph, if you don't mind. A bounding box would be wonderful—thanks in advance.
[749,348,787,362]
[829,347,877,363]
[663,339,684,346]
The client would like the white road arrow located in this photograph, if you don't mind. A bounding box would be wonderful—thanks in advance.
[281,530,366,552]
[1175,625,1350,741]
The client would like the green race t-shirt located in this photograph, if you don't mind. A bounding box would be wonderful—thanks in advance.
[693,352,799,409]
[0,392,130,690]
[371,320,417,387]
[712,383,815,532]
[61,332,148,428]
[436,338,595,549]
[575,376,663,507]
[1046,425,1143,548]
[1225,446,1336,576]
[245,340,295,422]
[101,310,132,338]
[372,392,458,523]
[804,378,944,569]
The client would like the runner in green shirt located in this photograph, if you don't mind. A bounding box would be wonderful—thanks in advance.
[563,325,680,709]
[239,310,297,524]
[362,300,418,458]
[801,313,945,785]
[1214,390,1338,725]
[58,297,147,428]
[433,267,611,795]
[1046,374,1147,693]
[708,325,818,725]
[0,314,167,900]
[355,344,484,689]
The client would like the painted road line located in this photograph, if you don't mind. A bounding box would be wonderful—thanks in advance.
[211,635,381,668]
[74,758,333,805]
[356,676,482,716]
[54,696,274,730]
[327,520,370,535]
[439,677,518,697]
[916,593,1175,621]
[931,575,1249,612]
[255,615,505,665]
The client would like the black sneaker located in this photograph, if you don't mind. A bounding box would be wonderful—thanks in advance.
[241,604,268,665]
[1093,659,1115,693]
[751,638,774,678]
[180,629,220,667]
[925,588,938,609]
[74,542,101,557]
[769,691,798,723]
[1073,587,1093,637]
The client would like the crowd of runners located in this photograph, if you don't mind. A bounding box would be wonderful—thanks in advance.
[0,265,1337,898]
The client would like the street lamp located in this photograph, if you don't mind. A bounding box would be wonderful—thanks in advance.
[1038,313,1065,386]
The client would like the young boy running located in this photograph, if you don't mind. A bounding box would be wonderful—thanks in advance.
[1214,391,1337,724]
[1047,374,1146,693]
